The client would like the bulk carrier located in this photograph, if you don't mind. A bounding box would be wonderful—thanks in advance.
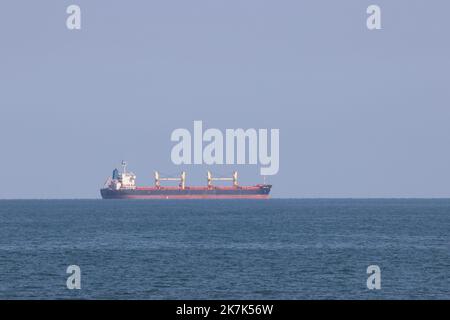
[100,162,272,199]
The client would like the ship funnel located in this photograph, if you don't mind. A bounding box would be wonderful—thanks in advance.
[112,168,119,180]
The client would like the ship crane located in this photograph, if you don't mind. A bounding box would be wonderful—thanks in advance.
[207,171,238,188]
[154,171,186,189]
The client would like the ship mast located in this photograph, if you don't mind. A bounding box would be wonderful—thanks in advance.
[121,160,127,174]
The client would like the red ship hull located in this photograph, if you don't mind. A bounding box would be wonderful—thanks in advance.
[103,194,270,199]
[100,185,272,199]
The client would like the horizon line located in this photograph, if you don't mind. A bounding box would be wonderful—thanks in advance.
[1,197,450,200]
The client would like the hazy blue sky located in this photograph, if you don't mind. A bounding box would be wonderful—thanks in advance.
[1,1,450,198]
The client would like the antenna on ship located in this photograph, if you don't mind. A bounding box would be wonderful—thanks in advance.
[121,160,127,174]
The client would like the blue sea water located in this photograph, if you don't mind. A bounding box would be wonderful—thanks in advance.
[0,199,449,299]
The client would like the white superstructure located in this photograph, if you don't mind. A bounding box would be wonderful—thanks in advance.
[105,161,136,190]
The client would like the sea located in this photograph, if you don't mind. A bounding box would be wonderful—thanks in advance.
[0,199,449,299]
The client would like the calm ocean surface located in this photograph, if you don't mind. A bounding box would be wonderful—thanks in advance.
[0,199,449,299]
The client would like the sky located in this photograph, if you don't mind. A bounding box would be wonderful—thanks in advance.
[1,0,450,198]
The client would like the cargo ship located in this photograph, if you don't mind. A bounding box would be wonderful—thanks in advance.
[100,162,272,199]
